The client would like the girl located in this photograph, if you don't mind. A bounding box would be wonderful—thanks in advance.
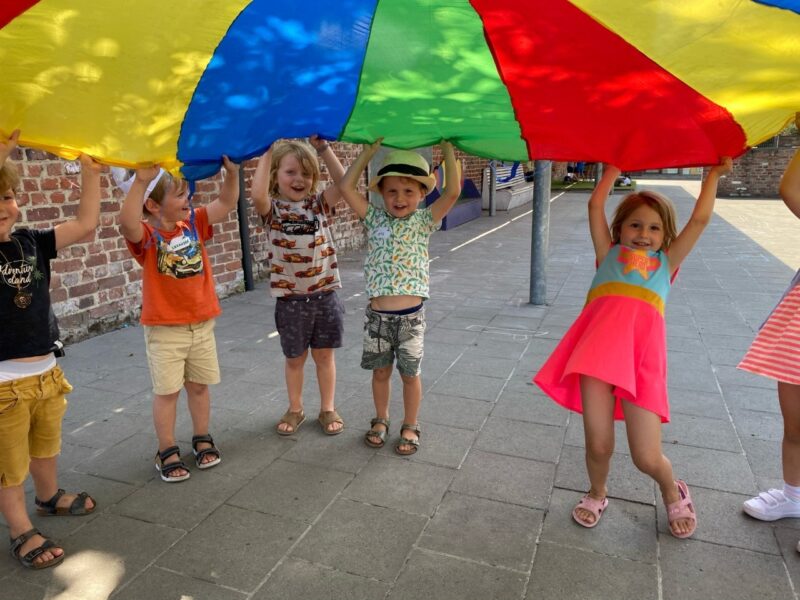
[738,115,800,542]
[118,157,239,482]
[251,136,346,436]
[534,158,732,538]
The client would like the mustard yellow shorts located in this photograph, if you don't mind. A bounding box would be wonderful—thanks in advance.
[144,319,221,395]
[0,366,72,488]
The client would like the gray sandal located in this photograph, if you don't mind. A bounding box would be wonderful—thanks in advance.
[396,423,421,456]
[365,418,390,448]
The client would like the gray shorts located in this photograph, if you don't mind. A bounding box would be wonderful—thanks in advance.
[361,305,426,376]
[275,290,345,358]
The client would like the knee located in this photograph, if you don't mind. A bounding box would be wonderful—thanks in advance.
[311,348,334,365]
[184,381,207,395]
[373,366,393,382]
[586,440,614,463]
[286,353,308,370]
[631,450,664,476]
[399,373,420,386]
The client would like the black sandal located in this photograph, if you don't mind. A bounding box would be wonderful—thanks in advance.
[35,488,96,516]
[155,446,191,482]
[365,418,390,448]
[396,423,421,456]
[192,434,221,470]
[9,528,64,569]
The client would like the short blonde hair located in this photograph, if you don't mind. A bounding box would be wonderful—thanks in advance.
[0,164,20,195]
[269,140,320,198]
[610,190,678,250]
[144,171,188,215]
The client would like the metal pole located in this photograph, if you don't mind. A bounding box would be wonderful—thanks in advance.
[489,161,497,217]
[530,160,551,305]
[237,167,255,291]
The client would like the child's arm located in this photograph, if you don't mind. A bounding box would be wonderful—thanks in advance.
[309,135,345,212]
[251,148,272,221]
[0,129,20,166]
[205,156,240,225]
[339,139,383,220]
[780,113,800,219]
[588,164,619,264]
[667,156,732,274]
[54,155,103,251]
[429,141,462,222]
[119,166,161,244]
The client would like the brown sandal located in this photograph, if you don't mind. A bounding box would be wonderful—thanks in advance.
[395,423,421,456]
[365,418,390,448]
[277,409,306,436]
[35,488,96,516]
[318,410,344,435]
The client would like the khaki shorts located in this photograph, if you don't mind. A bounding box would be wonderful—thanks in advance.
[0,366,72,488]
[144,319,221,395]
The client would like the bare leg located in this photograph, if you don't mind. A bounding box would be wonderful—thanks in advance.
[577,375,616,524]
[0,485,62,566]
[153,390,188,478]
[278,351,308,433]
[311,347,341,433]
[622,401,691,536]
[366,365,393,445]
[184,381,216,464]
[779,382,800,486]
[29,455,95,511]
[397,372,422,452]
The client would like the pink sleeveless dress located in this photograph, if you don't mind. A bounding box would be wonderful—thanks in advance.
[534,244,673,423]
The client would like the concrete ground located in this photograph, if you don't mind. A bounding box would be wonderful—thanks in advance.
[2,179,800,600]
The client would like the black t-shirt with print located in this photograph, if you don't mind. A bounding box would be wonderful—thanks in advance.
[0,228,59,360]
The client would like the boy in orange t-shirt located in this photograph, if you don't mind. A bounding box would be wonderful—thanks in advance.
[118,158,239,482]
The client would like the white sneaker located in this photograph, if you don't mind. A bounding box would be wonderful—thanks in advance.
[743,489,800,521]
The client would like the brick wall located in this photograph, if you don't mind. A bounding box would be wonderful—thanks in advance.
[7,142,366,342]
[714,135,799,197]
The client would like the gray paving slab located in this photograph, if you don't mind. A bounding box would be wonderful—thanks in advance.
[114,566,247,600]
[475,416,563,463]
[252,558,389,600]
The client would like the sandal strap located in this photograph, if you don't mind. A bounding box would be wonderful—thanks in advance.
[400,423,421,438]
[194,446,220,462]
[279,410,305,428]
[34,488,66,511]
[370,417,390,431]
[319,410,343,426]
[366,428,388,441]
[398,437,420,447]
[157,445,181,462]
[9,528,40,557]
[159,459,189,477]
[20,538,58,565]
[191,434,215,450]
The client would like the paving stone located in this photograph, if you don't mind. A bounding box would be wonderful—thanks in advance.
[389,549,526,600]
[667,387,728,420]
[475,416,563,463]
[418,392,492,430]
[493,387,568,427]
[541,488,657,563]
[448,352,519,380]
[427,371,507,402]
[228,459,351,522]
[74,432,159,485]
[253,558,389,600]
[720,383,780,414]
[527,541,657,600]
[660,539,793,600]
[419,491,541,570]
[158,504,305,592]
[730,408,784,442]
[373,421,475,469]
[450,449,554,509]
[663,444,756,495]
[0,577,45,600]
[661,413,741,452]
[115,566,247,600]
[739,437,782,481]
[200,428,292,481]
[714,364,775,389]
[279,427,375,473]
[292,498,426,582]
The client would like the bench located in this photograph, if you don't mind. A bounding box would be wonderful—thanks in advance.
[481,162,533,210]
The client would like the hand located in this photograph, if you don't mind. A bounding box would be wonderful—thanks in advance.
[134,165,162,185]
[0,129,20,163]
[78,154,103,174]
[711,156,732,176]
[440,140,455,156]
[308,134,328,152]
[222,155,239,174]
[363,137,383,159]
[603,164,621,178]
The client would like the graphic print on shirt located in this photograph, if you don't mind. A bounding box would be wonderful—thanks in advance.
[0,241,43,308]
[156,232,204,279]
[617,247,661,280]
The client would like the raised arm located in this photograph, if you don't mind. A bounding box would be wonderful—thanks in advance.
[309,135,345,212]
[429,141,462,222]
[667,156,732,274]
[0,129,20,166]
[251,148,272,221]
[780,114,800,219]
[588,164,619,264]
[339,139,382,220]
[206,156,240,225]
[54,155,102,250]
[119,166,161,244]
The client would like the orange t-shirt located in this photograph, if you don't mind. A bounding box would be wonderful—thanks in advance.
[126,206,221,326]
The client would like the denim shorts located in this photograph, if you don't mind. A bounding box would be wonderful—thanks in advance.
[275,290,345,358]
[0,366,72,487]
[361,305,426,376]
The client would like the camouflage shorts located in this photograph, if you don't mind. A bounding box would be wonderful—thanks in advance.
[361,305,426,376]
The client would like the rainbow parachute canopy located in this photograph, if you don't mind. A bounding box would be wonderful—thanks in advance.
[0,0,798,180]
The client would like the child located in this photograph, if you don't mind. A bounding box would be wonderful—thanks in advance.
[0,130,101,568]
[118,157,239,482]
[738,114,800,543]
[534,157,732,537]
[251,136,346,436]
[339,140,460,455]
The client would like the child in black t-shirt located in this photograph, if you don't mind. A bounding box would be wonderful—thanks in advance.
[0,130,102,570]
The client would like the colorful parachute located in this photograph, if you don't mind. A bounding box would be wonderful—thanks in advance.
[0,0,798,180]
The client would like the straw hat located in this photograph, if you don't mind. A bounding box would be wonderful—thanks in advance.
[368,149,436,192]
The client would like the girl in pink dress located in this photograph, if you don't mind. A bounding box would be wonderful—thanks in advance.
[535,158,731,538]
[738,117,800,545]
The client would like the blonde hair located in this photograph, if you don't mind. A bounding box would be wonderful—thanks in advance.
[143,171,188,215]
[0,164,20,195]
[269,140,320,198]
[610,190,678,250]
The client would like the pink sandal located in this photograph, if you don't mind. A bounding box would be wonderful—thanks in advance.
[572,494,609,528]
[665,480,697,539]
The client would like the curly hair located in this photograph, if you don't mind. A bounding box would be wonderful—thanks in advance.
[609,190,678,251]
